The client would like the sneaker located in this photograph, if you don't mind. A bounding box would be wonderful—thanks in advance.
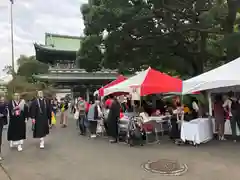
[17,145,23,152]
[109,139,118,143]
[79,132,85,136]
[0,156,2,161]
[62,124,67,128]
[9,141,13,148]
[221,136,226,141]
[40,141,44,149]
[90,134,97,138]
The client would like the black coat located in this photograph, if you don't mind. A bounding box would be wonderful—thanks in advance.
[0,102,8,126]
[7,100,28,141]
[30,98,51,138]
[107,100,120,138]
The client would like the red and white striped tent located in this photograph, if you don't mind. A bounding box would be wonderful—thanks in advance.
[104,67,182,97]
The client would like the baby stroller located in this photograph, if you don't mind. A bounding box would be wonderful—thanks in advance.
[118,112,137,141]
[126,116,146,146]
[118,119,129,141]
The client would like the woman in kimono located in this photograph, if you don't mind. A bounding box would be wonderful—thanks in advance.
[7,93,28,152]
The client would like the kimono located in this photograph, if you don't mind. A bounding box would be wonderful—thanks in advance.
[30,98,51,138]
[7,100,28,141]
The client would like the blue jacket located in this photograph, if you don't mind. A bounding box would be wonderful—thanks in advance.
[87,104,99,121]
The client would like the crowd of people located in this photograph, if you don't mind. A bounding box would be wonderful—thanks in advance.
[3,89,239,160]
[73,96,121,143]
[71,94,204,145]
[0,90,60,160]
[213,91,240,142]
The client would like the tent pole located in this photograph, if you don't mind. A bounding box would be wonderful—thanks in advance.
[208,91,212,117]
[180,94,184,121]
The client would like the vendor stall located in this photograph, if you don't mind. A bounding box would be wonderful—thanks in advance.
[182,56,240,137]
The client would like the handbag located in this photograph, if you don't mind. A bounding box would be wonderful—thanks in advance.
[74,111,80,120]
[51,112,56,125]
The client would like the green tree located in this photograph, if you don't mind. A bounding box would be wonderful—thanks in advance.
[17,55,36,67]
[76,35,103,71]
[16,55,49,82]
[3,65,13,75]
[6,55,52,99]
[79,0,240,77]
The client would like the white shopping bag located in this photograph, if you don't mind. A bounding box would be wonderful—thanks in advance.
[74,111,79,120]
[96,120,104,134]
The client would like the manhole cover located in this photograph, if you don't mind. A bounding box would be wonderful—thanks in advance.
[141,159,188,176]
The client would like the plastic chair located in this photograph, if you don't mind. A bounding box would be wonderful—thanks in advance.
[142,122,154,144]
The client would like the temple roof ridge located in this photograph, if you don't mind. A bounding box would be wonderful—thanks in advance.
[34,32,82,55]
[45,33,82,40]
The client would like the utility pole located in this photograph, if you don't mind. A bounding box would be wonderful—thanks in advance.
[10,0,15,76]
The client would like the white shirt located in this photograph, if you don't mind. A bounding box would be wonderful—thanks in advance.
[139,112,149,123]
[223,99,232,116]
[97,105,103,118]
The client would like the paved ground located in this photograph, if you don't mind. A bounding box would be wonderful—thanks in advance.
[1,115,240,180]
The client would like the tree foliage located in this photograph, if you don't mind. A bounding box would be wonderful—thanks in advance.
[76,35,103,71]
[17,55,48,82]
[4,55,52,99]
[78,0,240,77]
[3,65,13,75]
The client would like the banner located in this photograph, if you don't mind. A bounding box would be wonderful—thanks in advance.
[131,87,140,100]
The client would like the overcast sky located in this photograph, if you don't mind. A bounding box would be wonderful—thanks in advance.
[0,0,87,76]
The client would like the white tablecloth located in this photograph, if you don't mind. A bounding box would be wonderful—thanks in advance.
[181,118,213,144]
[149,116,166,121]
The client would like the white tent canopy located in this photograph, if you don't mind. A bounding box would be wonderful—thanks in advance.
[183,57,240,94]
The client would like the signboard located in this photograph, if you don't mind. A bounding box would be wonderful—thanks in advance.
[131,87,140,100]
